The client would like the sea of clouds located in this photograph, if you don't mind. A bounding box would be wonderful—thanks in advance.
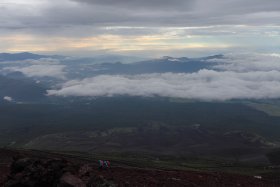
[47,53,280,101]
[2,53,280,101]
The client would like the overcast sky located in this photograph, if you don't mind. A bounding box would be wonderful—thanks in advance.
[0,0,280,57]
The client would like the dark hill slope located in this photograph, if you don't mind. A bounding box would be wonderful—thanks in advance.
[0,75,47,102]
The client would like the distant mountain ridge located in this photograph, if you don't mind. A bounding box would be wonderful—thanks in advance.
[0,52,48,61]
[93,55,219,74]
[0,52,63,61]
[0,52,223,63]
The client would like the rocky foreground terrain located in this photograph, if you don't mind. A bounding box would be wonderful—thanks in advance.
[0,149,279,187]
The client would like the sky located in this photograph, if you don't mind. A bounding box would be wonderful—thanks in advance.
[0,0,280,57]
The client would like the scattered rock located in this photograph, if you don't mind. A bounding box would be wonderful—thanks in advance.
[79,164,93,177]
[59,172,86,187]
[3,156,116,187]
[10,158,34,173]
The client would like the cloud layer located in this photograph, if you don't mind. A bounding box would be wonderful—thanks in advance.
[0,0,280,56]
[2,58,66,79]
[47,70,280,101]
[210,53,280,72]
[46,53,280,101]
[1,0,280,29]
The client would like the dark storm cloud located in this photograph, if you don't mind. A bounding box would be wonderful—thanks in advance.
[1,0,280,31]
[66,0,280,26]
[70,0,195,10]
[71,0,280,13]
[0,0,280,55]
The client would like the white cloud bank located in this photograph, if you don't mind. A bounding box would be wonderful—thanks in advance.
[4,65,66,79]
[2,58,66,79]
[47,70,280,101]
[210,53,280,72]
